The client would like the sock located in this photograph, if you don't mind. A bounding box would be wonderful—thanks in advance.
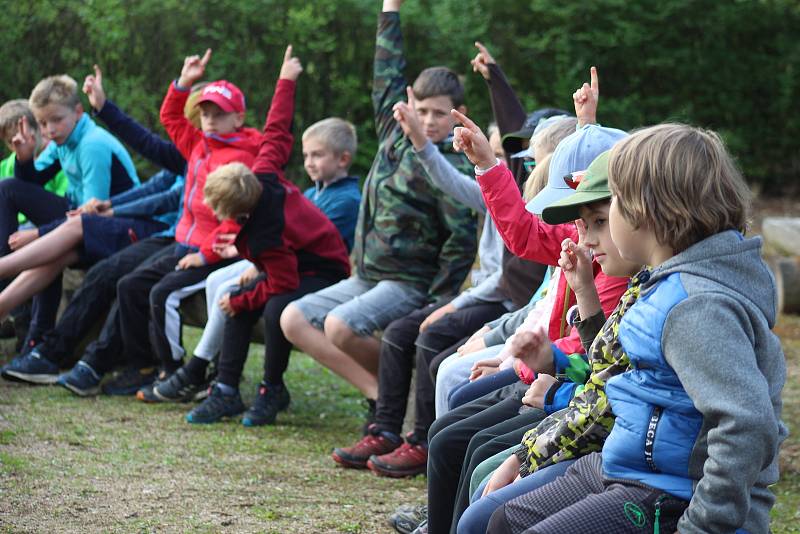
[261,377,284,389]
[216,382,237,395]
[184,356,210,382]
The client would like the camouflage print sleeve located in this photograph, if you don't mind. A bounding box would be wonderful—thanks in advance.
[426,192,478,301]
[373,12,407,142]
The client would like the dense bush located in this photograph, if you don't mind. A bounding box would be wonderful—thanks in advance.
[2,0,798,192]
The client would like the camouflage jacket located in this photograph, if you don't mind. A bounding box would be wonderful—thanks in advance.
[352,12,477,299]
[516,269,650,477]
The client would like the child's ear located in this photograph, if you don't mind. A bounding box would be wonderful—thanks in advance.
[339,151,353,170]
[235,112,245,128]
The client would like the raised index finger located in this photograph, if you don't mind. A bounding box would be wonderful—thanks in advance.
[200,48,212,66]
[589,66,599,94]
[475,40,489,56]
[94,64,103,84]
[284,45,293,63]
[575,218,587,244]
[405,86,416,109]
[450,109,479,132]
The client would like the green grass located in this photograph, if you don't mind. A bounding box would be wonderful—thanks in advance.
[1,316,798,533]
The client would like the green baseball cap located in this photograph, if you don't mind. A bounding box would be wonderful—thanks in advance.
[541,150,612,225]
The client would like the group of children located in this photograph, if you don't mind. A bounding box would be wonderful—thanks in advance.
[0,0,787,532]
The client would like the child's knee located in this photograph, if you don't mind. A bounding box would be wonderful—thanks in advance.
[324,314,354,348]
[279,303,306,340]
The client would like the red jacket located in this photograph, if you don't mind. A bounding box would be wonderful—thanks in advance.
[477,162,628,383]
[160,80,273,263]
[222,79,350,312]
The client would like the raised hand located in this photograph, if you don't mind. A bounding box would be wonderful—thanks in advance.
[509,328,555,374]
[451,109,496,170]
[559,220,595,295]
[279,45,303,81]
[179,48,212,88]
[392,86,426,149]
[11,116,37,162]
[82,65,107,111]
[470,41,496,80]
[573,66,599,127]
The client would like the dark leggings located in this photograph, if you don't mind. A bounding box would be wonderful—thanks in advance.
[215,274,343,389]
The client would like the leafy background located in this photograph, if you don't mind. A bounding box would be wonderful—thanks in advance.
[2,0,798,192]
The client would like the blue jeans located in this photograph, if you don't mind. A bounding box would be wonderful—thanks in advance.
[448,367,520,411]
[456,459,576,534]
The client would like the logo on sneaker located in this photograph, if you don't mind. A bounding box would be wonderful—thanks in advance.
[623,501,646,528]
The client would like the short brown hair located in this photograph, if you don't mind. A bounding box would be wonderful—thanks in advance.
[203,162,262,220]
[608,123,750,253]
[412,67,464,108]
[302,117,358,162]
[533,117,578,159]
[0,99,39,145]
[29,75,80,110]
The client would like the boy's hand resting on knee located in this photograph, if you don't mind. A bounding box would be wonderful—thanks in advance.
[83,65,107,111]
[483,454,522,497]
[279,45,303,81]
[469,356,502,381]
[176,252,204,270]
[8,229,38,251]
[218,293,236,317]
[451,110,496,170]
[457,326,490,356]
[419,301,456,333]
[238,265,260,286]
[510,328,555,374]
[522,374,558,409]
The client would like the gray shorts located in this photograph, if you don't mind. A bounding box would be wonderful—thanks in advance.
[291,275,428,337]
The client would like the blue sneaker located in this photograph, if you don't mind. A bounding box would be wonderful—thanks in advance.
[186,385,245,424]
[101,366,157,396]
[57,362,102,397]
[1,350,59,384]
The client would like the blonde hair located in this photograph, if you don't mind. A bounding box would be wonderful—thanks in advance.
[184,82,209,130]
[608,123,750,253]
[0,99,40,145]
[302,117,357,161]
[29,75,80,110]
[533,117,578,159]
[523,152,552,202]
[203,162,262,220]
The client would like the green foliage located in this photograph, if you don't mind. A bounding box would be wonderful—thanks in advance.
[0,0,797,191]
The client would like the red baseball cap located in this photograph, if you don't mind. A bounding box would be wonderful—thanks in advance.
[196,80,246,113]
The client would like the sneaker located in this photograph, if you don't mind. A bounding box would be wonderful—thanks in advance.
[1,350,59,384]
[389,504,427,534]
[135,369,171,402]
[101,366,157,396]
[242,383,290,427]
[152,367,208,403]
[410,520,428,534]
[57,362,102,396]
[367,433,428,478]
[186,385,245,424]
[331,425,402,469]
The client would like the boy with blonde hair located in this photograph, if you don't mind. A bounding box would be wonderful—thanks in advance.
[184,151,350,424]
[488,124,787,534]
[0,75,138,357]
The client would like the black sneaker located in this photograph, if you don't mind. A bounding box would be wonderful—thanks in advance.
[102,366,157,396]
[241,383,290,427]
[1,350,60,384]
[185,385,245,424]
[152,367,207,403]
[389,504,428,534]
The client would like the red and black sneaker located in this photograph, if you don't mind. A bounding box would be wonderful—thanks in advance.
[367,433,428,478]
[332,424,402,469]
